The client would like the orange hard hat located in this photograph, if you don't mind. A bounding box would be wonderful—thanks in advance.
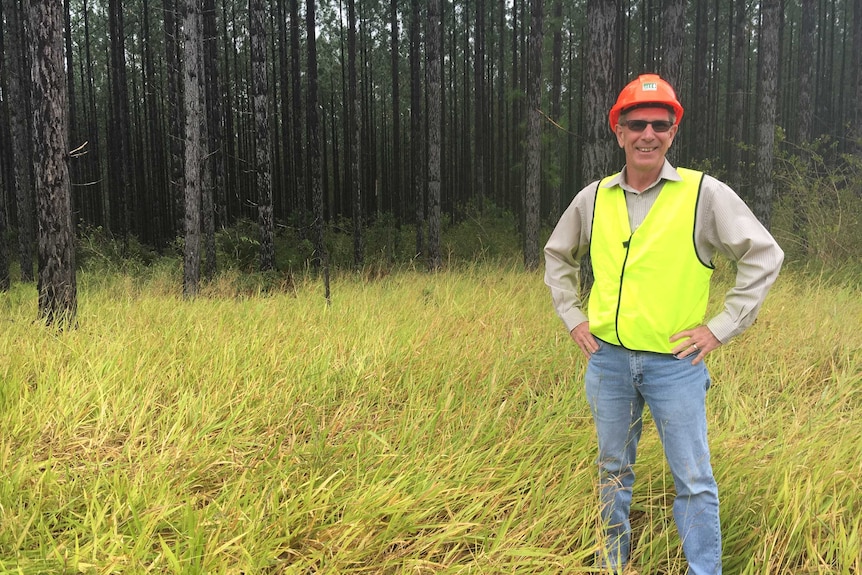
[608,73,684,132]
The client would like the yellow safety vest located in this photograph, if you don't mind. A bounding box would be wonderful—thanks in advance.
[588,168,714,353]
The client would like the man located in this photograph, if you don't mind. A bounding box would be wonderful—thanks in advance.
[543,74,784,574]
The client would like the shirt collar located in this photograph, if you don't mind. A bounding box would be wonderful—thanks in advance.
[602,160,682,193]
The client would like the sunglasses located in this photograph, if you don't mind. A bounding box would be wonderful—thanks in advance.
[619,119,674,133]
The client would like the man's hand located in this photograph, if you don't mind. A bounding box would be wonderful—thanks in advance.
[670,326,721,364]
[570,321,599,360]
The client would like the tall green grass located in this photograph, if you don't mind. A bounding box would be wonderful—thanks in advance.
[1,261,859,574]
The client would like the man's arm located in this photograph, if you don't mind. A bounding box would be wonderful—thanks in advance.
[543,185,596,333]
[698,176,785,344]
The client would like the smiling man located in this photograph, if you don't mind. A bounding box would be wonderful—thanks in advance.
[544,74,784,574]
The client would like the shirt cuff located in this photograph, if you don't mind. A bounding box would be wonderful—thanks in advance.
[561,308,589,334]
[706,314,738,344]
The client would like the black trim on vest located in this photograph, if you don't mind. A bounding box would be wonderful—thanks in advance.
[690,172,715,269]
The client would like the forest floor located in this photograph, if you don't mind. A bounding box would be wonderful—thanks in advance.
[0,260,859,574]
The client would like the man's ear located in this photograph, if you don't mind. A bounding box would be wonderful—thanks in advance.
[614,125,625,148]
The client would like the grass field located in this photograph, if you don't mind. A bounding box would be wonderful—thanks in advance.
[0,260,859,574]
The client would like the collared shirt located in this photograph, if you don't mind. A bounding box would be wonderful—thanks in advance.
[543,160,785,344]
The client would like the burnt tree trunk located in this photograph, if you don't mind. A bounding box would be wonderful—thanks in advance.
[30,0,76,326]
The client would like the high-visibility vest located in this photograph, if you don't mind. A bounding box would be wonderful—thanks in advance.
[588,168,714,353]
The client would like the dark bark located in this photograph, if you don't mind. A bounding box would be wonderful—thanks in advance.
[691,0,708,161]
[30,0,77,326]
[410,0,424,256]
[63,0,78,225]
[203,0,222,275]
[582,0,617,182]
[0,3,9,290]
[306,0,329,300]
[390,0,402,219]
[182,0,202,297]
[473,0,486,212]
[250,0,274,271]
[662,0,685,162]
[661,0,685,96]
[108,0,133,243]
[524,0,543,271]
[289,0,304,221]
[82,0,105,228]
[348,0,362,266]
[753,0,780,230]
[852,0,862,149]
[427,0,442,271]
[165,0,184,239]
[727,0,747,192]
[794,0,817,249]
[581,0,618,293]
[3,0,35,282]
[548,0,563,219]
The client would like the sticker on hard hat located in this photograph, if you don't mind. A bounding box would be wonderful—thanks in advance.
[642,82,658,91]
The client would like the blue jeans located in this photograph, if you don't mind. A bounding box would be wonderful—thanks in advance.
[585,340,722,574]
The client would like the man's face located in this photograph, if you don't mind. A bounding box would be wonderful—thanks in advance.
[614,107,678,176]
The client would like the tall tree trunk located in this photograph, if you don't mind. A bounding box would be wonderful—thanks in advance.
[108,0,133,245]
[753,0,780,230]
[727,0,747,193]
[410,0,424,256]
[689,0,708,162]
[473,0,486,212]
[583,0,617,182]
[427,0,442,271]
[82,0,105,228]
[348,0,363,266]
[30,0,76,326]
[289,0,305,223]
[63,0,79,227]
[390,0,402,219]
[250,0,274,271]
[165,0,184,239]
[3,0,35,282]
[794,0,817,250]
[524,0,543,270]
[198,22,214,280]
[581,0,617,293]
[142,0,166,246]
[794,0,817,146]
[852,0,862,150]
[548,0,563,219]
[276,0,290,220]
[182,0,202,297]
[0,3,10,290]
[661,0,685,98]
[203,0,223,273]
[662,0,685,162]
[306,0,330,300]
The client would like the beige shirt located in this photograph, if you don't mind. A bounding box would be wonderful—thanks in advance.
[544,161,785,344]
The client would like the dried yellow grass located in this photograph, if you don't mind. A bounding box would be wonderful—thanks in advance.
[0,261,858,574]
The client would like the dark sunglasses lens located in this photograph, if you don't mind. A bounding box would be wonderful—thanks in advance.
[624,120,673,132]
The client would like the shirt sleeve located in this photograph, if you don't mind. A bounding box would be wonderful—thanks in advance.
[697,176,785,343]
[543,183,597,333]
